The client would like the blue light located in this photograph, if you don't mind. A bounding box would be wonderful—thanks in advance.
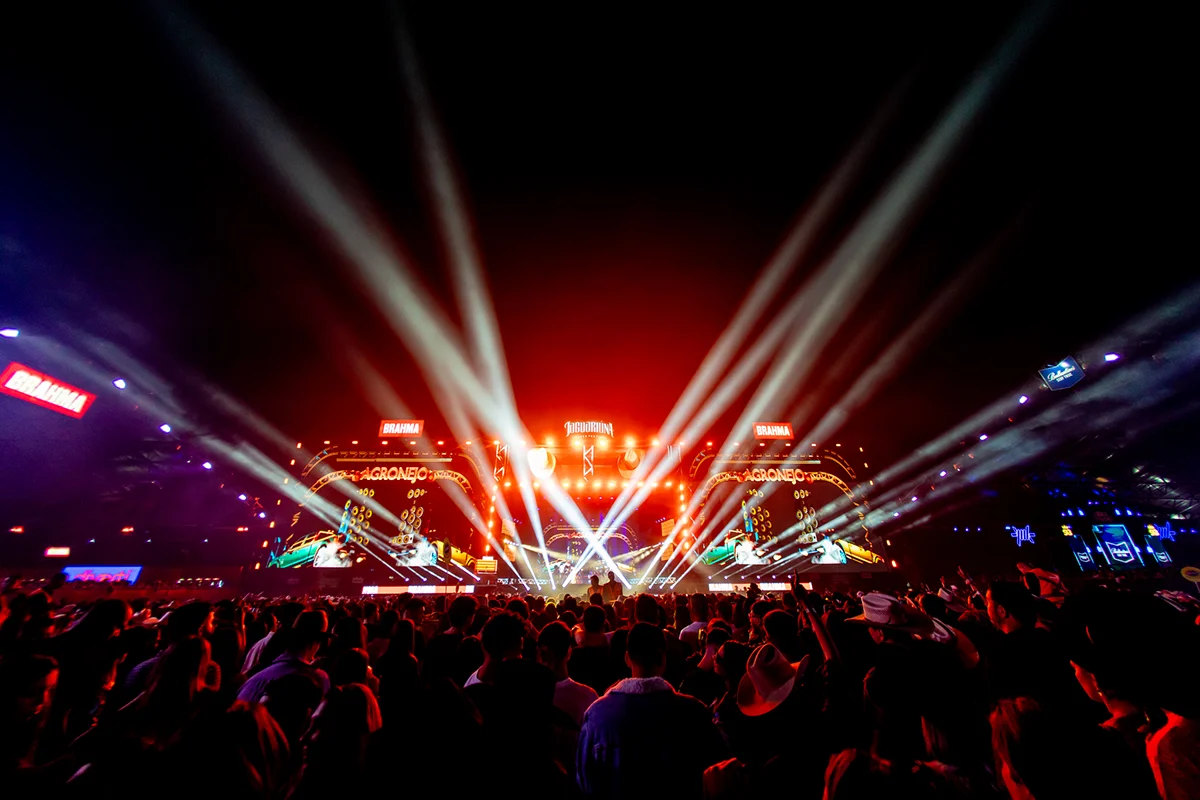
[1018,395,1029,404]
[201,462,212,470]
[979,434,988,441]
[1077,509,1084,516]
[911,496,918,502]
[1104,353,1120,362]
[1115,509,1121,515]
[1067,509,1074,516]
[258,512,267,519]
[893,512,900,517]
[238,494,247,501]
[940,471,947,477]
[112,378,127,390]
[0,328,18,338]
[159,423,172,434]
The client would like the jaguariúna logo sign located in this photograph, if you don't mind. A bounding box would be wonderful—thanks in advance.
[564,421,613,437]
[379,419,424,437]
[1,362,96,419]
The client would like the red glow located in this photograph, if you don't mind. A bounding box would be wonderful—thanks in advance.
[1,362,96,419]
[120,526,135,533]
[9,525,24,534]
[44,547,70,557]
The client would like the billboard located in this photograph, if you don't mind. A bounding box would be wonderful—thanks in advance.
[1,361,97,418]
[379,419,424,437]
[1039,356,1085,391]
[63,566,142,583]
[753,422,794,439]
[1091,524,1144,569]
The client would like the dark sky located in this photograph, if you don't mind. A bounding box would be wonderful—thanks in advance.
[0,2,1192,497]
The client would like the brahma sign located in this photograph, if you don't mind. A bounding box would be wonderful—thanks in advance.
[379,419,424,437]
[753,422,793,439]
[1,362,96,419]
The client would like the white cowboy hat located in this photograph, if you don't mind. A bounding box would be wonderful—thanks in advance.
[846,592,934,635]
[736,643,810,716]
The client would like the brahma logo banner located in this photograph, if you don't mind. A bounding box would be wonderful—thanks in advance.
[1,362,96,419]
[753,422,793,439]
[379,419,424,437]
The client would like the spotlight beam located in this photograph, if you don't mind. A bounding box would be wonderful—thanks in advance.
[586,7,1048,578]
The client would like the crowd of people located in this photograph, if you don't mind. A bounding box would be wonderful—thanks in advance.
[1,562,1198,799]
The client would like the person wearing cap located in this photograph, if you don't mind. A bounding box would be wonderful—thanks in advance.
[122,601,213,699]
[236,610,332,703]
[576,622,726,798]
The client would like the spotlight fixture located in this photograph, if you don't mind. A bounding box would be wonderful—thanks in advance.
[112,378,127,389]
[159,423,172,434]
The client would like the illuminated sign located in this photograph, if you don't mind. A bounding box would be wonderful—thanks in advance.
[564,421,613,437]
[355,465,448,483]
[1092,524,1144,568]
[1145,535,1172,565]
[1,362,96,419]
[1008,525,1035,547]
[63,566,142,583]
[753,422,793,439]
[362,584,475,595]
[1148,522,1176,542]
[379,419,424,437]
[475,556,498,574]
[44,547,70,557]
[738,468,813,485]
[1038,356,1085,391]
[708,582,796,592]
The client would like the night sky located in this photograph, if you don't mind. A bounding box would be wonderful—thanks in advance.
[0,3,1192,510]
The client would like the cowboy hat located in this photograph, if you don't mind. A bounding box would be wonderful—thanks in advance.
[846,592,935,635]
[936,588,967,614]
[736,643,810,716]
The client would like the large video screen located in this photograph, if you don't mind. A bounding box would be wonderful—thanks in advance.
[271,474,476,572]
[1091,524,1144,570]
[695,462,885,573]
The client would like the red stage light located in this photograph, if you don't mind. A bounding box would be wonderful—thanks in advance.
[120,526,135,534]
[9,525,25,534]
